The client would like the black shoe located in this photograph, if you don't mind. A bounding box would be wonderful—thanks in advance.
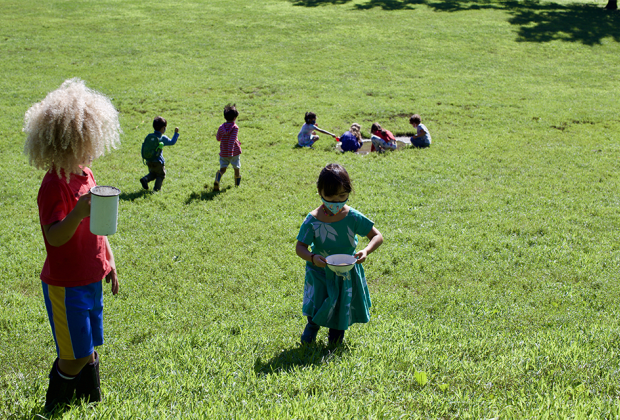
[75,352,102,403]
[44,359,77,412]
[301,322,320,344]
[235,177,241,187]
[327,329,345,346]
[140,178,149,190]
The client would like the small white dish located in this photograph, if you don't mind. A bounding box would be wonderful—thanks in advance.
[325,254,357,274]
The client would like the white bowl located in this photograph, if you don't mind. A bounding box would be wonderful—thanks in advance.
[325,254,357,274]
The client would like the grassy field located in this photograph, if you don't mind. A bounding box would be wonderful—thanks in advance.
[1,0,620,418]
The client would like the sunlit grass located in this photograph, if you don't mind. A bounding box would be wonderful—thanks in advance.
[1,0,620,418]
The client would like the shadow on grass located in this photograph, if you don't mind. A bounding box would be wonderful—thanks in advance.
[254,343,348,375]
[185,186,231,204]
[505,2,620,45]
[288,0,620,45]
[119,190,151,202]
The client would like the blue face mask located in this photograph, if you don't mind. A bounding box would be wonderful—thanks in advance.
[321,197,348,215]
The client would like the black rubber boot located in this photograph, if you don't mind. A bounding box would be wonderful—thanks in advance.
[75,352,102,403]
[44,359,77,412]
[328,329,345,345]
[214,171,222,191]
[301,317,320,344]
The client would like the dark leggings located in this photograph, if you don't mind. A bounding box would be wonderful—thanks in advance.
[307,317,345,344]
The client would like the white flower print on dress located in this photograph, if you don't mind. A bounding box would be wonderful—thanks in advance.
[347,226,356,247]
[312,221,338,244]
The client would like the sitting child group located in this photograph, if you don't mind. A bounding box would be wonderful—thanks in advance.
[297,111,432,153]
[21,78,434,413]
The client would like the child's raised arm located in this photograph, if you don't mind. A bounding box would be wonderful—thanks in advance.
[355,227,383,263]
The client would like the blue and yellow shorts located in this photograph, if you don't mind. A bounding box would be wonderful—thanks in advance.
[42,281,104,360]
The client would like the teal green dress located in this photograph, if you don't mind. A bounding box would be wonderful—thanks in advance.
[297,208,374,330]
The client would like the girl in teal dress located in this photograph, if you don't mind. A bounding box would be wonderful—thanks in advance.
[296,163,384,345]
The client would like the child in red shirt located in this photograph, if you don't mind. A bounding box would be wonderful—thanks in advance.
[370,122,397,152]
[23,78,121,412]
[213,104,242,191]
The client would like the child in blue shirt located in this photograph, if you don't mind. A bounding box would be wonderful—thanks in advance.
[140,116,180,192]
[339,123,363,153]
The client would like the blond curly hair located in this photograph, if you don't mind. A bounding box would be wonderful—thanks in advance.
[350,123,362,142]
[23,78,121,182]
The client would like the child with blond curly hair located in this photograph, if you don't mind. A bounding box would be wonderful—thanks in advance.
[23,78,121,412]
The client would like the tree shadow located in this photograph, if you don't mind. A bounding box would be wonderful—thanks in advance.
[290,0,351,6]
[426,0,620,45]
[254,343,348,375]
[184,186,231,204]
[288,0,620,45]
[354,0,422,10]
[506,2,620,45]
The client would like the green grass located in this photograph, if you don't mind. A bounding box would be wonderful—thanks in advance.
[2,0,620,418]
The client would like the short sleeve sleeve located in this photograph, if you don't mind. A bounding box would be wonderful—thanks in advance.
[37,179,68,226]
[353,210,374,238]
[296,214,315,246]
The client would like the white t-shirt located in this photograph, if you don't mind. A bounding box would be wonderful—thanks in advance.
[417,123,431,143]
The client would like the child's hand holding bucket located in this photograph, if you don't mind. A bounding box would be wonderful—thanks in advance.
[74,193,93,220]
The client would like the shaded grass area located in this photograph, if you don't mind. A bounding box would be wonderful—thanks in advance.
[292,0,620,45]
[1,0,620,418]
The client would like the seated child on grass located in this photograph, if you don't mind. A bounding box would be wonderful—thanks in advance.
[339,123,363,153]
[23,78,121,413]
[409,114,432,148]
[297,112,336,148]
[370,123,397,152]
[140,116,180,192]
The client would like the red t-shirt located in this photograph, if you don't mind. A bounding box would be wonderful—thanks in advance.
[37,168,111,287]
[371,129,396,152]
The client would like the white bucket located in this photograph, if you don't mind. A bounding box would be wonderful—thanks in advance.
[90,186,121,236]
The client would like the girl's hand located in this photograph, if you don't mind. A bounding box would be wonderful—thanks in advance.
[354,249,368,263]
[312,254,327,268]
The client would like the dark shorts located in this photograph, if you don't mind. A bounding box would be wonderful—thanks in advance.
[147,161,166,178]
